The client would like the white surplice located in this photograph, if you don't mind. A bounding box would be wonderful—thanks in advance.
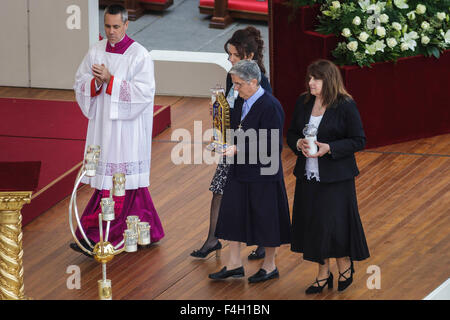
[74,39,155,190]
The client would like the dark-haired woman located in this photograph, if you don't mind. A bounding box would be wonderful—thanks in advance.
[287,59,370,294]
[191,26,272,261]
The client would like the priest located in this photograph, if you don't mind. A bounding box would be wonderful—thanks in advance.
[71,4,164,254]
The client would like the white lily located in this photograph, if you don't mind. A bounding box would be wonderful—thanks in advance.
[374,40,387,52]
[365,43,378,55]
[393,0,409,9]
[367,2,386,15]
[400,42,410,51]
[444,30,450,44]
[400,31,419,51]
[358,0,371,12]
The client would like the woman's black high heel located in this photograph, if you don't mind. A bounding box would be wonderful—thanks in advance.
[305,272,333,294]
[190,241,222,258]
[338,259,354,292]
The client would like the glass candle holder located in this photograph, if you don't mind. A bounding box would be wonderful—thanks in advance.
[137,222,151,246]
[124,229,138,252]
[126,215,140,235]
[85,145,100,177]
[100,198,115,221]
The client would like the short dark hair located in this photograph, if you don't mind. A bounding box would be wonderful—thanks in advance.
[104,5,128,23]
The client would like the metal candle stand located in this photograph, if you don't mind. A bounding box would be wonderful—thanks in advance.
[69,145,151,300]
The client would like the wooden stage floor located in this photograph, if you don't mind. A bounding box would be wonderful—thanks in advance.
[2,87,449,300]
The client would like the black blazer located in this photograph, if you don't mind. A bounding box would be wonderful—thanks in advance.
[287,94,366,183]
[229,91,285,182]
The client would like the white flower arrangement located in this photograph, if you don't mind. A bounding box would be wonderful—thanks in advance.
[304,0,450,67]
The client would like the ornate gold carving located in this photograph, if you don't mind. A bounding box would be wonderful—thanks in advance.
[0,191,31,300]
[209,90,231,152]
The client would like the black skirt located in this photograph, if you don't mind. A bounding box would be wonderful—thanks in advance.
[290,176,370,265]
[215,175,291,247]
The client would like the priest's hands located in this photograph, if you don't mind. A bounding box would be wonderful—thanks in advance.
[92,64,111,86]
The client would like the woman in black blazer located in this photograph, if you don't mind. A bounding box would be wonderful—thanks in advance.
[287,59,370,293]
[191,26,271,260]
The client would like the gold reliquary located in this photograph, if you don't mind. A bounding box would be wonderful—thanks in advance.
[207,86,231,153]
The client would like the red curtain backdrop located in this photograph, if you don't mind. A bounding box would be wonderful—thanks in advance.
[270,1,450,148]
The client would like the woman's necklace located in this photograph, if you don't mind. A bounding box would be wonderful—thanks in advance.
[237,102,250,132]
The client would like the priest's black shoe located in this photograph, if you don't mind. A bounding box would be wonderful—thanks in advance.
[248,246,265,260]
[208,266,245,280]
[248,268,279,283]
[190,241,222,259]
[69,239,94,258]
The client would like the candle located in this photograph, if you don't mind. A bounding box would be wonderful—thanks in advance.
[138,222,151,246]
[124,229,138,252]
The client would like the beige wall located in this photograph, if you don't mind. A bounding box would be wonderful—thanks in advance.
[30,0,98,89]
[150,50,231,97]
[0,0,98,89]
[0,0,29,87]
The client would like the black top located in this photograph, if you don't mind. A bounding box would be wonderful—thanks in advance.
[228,91,285,182]
[286,94,366,183]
